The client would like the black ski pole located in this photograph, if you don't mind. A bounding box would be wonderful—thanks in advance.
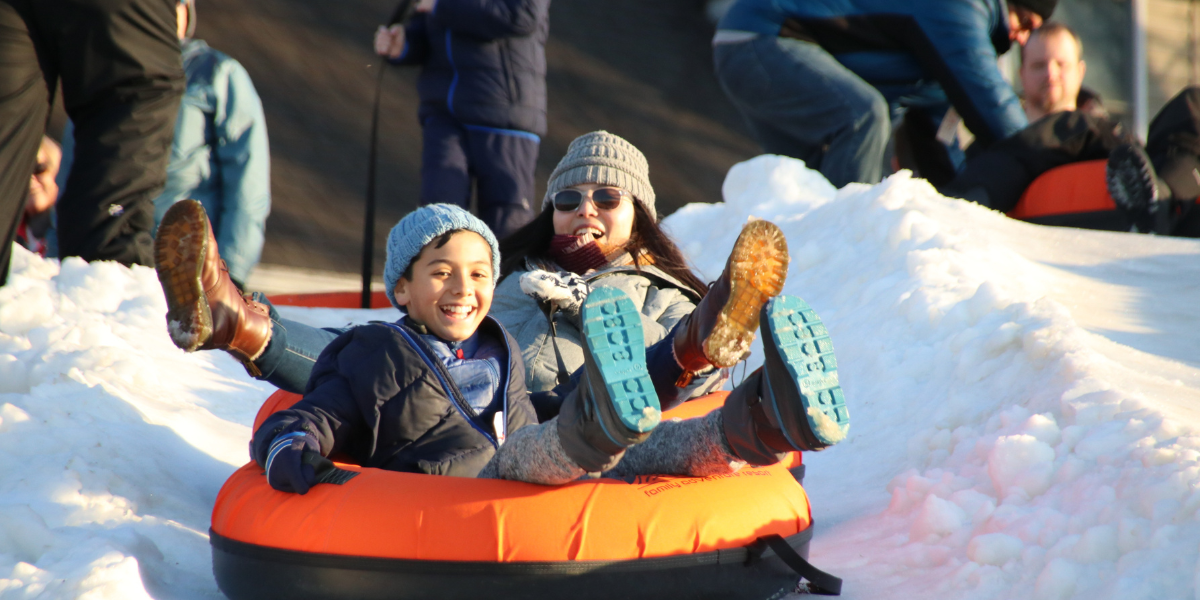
[362,0,419,309]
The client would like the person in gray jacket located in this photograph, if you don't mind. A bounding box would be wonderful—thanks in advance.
[156,132,796,423]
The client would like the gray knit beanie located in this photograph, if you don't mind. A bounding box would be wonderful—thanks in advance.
[383,204,501,310]
[542,131,657,220]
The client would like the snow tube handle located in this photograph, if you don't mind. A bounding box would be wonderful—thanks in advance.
[301,451,361,486]
[749,534,842,596]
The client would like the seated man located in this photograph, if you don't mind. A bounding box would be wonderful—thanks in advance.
[1020,22,1105,122]
[940,23,1200,236]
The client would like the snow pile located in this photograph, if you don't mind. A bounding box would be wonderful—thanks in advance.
[666,155,1200,600]
[0,252,275,599]
[0,154,1197,598]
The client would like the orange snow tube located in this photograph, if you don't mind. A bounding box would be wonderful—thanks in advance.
[212,391,820,600]
[1007,160,1130,230]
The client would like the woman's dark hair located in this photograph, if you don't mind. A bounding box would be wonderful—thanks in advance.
[498,203,709,299]
[499,208,556,277]
[626,202,709,298]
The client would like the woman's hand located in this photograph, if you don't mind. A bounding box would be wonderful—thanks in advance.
[374,24,405,59]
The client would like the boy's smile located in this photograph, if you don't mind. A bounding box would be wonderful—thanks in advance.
[393,231,494,342]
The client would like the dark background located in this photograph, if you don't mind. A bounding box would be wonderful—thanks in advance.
[178,0,759,274]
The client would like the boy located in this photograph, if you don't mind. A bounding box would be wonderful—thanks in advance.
[249,203,668,491]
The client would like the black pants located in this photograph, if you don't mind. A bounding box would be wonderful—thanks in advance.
[941,87,1200,235]
[0,0,183,285]
[420,111,539,240]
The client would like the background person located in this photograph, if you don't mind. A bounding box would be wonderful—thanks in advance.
[940,23,1200,236]
[158,0,270,289]
[0,0,183,286]
[373,0,549,239]
[711,0,1051,188]
[16,136,61,256]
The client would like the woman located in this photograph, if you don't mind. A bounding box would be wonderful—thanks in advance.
[156,131,790,418]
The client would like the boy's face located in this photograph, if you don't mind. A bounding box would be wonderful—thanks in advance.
[393,231,494,342]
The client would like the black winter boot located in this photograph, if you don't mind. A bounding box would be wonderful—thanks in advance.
[1107,143,1173,234]
[721,296,849,464]
[556,286,660,473]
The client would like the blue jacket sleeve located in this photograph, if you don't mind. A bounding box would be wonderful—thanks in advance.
[211,57,271,284]
[389,14,431,66]
[429,0,548,40]
[252,329,387,467]
[912,4,1028,146]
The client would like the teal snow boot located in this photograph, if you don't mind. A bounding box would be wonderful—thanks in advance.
[722,296,848,464]
[556,286,660,473]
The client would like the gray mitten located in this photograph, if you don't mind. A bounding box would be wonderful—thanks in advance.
[519,270,589,316]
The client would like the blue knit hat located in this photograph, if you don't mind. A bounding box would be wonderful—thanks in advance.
[383,204,501,309]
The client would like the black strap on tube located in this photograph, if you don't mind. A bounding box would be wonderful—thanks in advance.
[747,534,843,596]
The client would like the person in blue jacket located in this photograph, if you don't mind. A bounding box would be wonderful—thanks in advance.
[374,0,548,239]
[713,0,1055,188]
[161,0,270,288]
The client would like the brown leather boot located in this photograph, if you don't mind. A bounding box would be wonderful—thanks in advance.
[154,200,271,372]
[672,219,788,386]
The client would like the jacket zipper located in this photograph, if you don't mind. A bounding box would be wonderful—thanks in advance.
[382,322,498,448]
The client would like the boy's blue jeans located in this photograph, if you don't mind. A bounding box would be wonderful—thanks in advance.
[250,299,344,394]
[249,299,690,418]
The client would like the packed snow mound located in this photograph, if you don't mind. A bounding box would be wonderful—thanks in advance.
[0,154,1197,599]
[666,155,1200,600]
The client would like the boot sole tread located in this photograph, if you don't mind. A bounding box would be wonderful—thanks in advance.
[154,201,213,352]
[704,221,789,368]
[1107,145,1157,213]
[763,296,847,451]
[582,287,659,442]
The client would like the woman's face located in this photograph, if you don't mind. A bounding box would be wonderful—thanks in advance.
[551,183,636,251]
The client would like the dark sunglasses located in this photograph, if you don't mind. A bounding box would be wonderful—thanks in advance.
[552,187,630,212]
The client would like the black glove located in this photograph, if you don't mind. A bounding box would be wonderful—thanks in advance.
[265,432,320,494]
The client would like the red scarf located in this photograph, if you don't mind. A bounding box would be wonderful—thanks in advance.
[547,235,611,275]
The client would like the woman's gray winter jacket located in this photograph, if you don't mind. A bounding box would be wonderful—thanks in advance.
[490,261,726,400]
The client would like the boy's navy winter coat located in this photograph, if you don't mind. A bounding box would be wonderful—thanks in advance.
[396,0,550,136]
[251,317,539,478]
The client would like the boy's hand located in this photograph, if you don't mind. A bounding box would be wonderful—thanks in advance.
[415,0,436,12]
[265,432,320,494]
[374,24,405,59]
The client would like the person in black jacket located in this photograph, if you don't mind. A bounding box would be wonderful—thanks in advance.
[182,202,848,493]
[0,0,184,287]
[374,0,549,238]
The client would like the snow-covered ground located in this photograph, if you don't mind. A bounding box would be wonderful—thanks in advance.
[0,156,1197,599]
